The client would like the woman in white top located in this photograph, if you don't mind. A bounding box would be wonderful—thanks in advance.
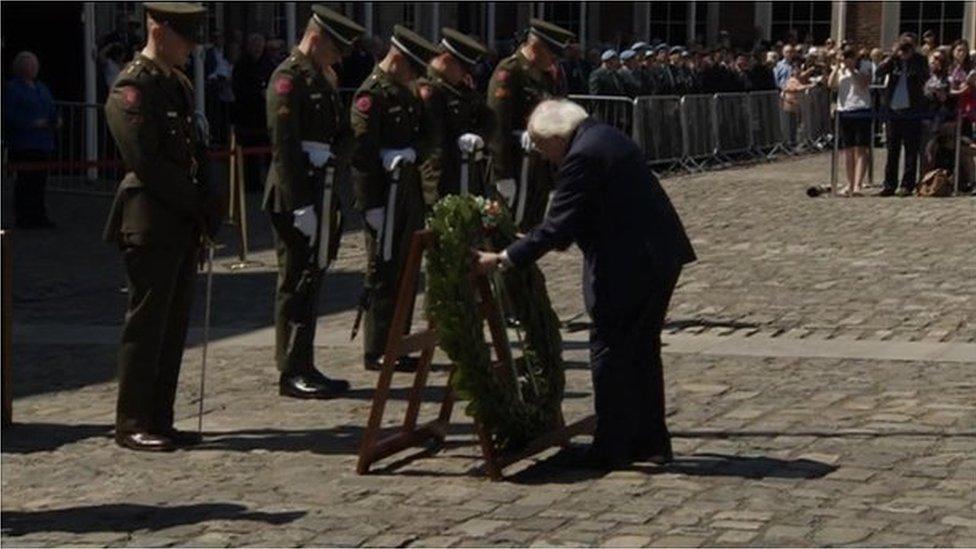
[828,46,873,196]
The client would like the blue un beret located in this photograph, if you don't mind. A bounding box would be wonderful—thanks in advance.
[600,49,618,62]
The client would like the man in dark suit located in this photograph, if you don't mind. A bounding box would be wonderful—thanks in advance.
[876,34,929,196]
[476,99,696,469]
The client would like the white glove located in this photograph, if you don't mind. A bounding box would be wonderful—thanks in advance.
[520,130,534,152]
[293,206,317,238]
[495,179,516,206]
[381,147,416,172]
[301,141,333,168]
[365,207,385,231]
[457,133,484,154]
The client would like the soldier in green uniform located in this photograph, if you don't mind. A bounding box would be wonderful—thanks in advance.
[416,28,493,198]
[589,50,624,95]
[617,49,643,97]
[104,2,217,452]
[263,6,365,399]
[486,18,575,232]
[349,25,441,371]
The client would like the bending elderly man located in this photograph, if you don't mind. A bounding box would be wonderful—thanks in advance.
[476,99,696,469]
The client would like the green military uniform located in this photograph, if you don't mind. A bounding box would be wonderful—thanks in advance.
[103,2,211,446]
[263,6,364,388]
[417,28,493,198]
[589,66,624,95]
[350,25,440,364]
[486,18,575,232]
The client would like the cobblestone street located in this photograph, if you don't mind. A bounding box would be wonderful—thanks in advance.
[2,152,974,547]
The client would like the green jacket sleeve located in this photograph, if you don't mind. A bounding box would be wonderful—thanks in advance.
[349,90,386,211]
[486,66,518,183]
[417,83,444,205]
[267,69,312,210]
[105,74,201,217]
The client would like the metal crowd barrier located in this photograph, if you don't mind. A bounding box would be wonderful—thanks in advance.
[572,88,840,174]
[633,95,683,169]
[570,95,637,141]
[712,92,754,162]
[749,90,788,157]
[798,86,833,150]
[679,94,716,171]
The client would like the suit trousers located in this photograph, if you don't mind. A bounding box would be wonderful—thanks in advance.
[116,242,198,435]
[884,116,922,191]
[588,267,681,461]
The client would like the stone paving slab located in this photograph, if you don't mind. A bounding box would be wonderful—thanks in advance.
[2,151,975,547]
[14,322,976,364]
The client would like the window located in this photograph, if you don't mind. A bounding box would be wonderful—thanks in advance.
[457,2,485,37]
[693,1,708,47]
[770,1,832,45]
[539,2,582,40]
[899,1,965,44]
[270,3,287,39]
[648,1,690,46]
[402,4,417,30]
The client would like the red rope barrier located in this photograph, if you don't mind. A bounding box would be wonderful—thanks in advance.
[3,145,274,173]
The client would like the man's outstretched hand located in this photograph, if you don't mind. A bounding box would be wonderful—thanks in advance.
[473,250,502,276]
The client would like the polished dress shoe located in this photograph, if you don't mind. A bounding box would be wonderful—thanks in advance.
[895,187,913,197]
[159,428,203,447]
[304,369,351,393]
[363,354,419,372]
[279,373,347,399]
[116,432,176,452]
[876,187,896,197]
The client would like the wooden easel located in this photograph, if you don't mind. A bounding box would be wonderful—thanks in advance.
[356,229,595,480]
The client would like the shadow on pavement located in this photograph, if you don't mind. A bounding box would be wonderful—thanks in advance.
[12,345,118,398]
[1,503,305,536]
[340,385,590,403]
[1,422,112,454]
[194,425,365,454]
[563,317,760,334]
[508,450,837,484]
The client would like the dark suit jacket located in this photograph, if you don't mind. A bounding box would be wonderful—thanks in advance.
[876,52,929,111]
[506,118,696,323]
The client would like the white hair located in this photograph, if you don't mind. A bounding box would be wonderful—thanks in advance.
[528,99,589,140]
[11,51,38,76]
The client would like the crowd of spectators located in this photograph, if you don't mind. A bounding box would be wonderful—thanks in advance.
[27,18,976,201]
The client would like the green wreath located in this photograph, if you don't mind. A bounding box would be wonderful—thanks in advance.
[426,195,564,452]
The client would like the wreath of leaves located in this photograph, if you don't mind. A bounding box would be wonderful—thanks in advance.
[426,195,564,452]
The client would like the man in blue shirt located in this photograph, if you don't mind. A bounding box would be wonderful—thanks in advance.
[774,45,797,90]
[875,35,929,196]
[3,51,59,229]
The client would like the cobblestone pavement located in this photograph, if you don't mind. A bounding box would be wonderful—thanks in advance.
[2,152,975,547]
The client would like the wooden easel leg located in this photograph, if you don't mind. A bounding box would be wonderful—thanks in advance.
[357,231,439,474]
[357,355,397,474]
[402,337,435,432]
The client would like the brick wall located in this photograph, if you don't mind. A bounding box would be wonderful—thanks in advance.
[846,1,883,48]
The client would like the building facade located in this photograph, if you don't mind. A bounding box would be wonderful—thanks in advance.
[3,1,975,104]
[91,1,976,53]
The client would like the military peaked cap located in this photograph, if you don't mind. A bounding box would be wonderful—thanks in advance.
[311,5,365,55]
[391,24,439,74]
[144,2,206,43]
[527,18,575,54]
[439,27,488,68]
